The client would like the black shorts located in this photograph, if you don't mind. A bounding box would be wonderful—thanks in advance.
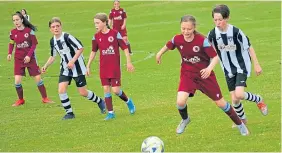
[225,73,248,91]
[59,75,87,87]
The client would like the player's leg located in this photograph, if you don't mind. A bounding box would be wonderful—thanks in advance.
[58,76,74,120]
[226,75,247,127]
[28,60,53,103]
[201,73,249,136]
[12,60,25,106]
[101,78,115,120]
[234,73,267,115]
[13,75,25,106]
[75,75,106,114]
[176,72,195,134]
[111,78,135,114]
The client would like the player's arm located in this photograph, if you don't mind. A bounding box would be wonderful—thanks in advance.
[200,38,219,79]
[121,10,127,29]
[26,30,37,58]
[117,32,134,72]
[68,35,84,64]
[42,39,57,73]
[7,31,15,61]
[86,36,99,75]
[156,36,175,64]
[108,11,113,27]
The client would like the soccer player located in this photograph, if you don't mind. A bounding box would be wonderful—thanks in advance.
[7,11,53,107]
[41,17,106,120]
[207,5,268,127]
[156,15,249,136]
[108,0,132,54]
[87,13,136,120]
[21,9,30,21]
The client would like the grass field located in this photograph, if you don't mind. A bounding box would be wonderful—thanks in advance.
[0,1,281,152]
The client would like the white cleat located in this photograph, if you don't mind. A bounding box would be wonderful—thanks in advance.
[237,123,250,136]
[232,119,247,128]
[176,117,190,134]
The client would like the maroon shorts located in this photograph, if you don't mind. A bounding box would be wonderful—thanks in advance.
[100,78,121,87]
[14,58,41,76]
[178,71,223,101]
[118,29,127,37]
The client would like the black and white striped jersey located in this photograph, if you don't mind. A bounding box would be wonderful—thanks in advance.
[207,24,252,78]
[50,32,86,77]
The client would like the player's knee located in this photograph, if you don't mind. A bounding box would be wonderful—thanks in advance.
[79,90,88,97]
[214,98,226,108]
[176,99,186,107]
[235,91,244,100]
[114,89,121,96]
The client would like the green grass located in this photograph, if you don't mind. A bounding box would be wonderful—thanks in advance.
[0,1,281,152]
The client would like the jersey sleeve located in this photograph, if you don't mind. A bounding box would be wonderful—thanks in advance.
[117,32,128,50]
[8,31,15,54]
[92,36,99,52]
[27,30,38,57]
[237,29,250,51]
[123,9,127,18]
[166,36,176,50]
[67,34,83,50]
[203,38,217,58]
[109,10,113,19]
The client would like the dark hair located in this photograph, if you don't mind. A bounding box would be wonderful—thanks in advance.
[212,4,230,19]
[21,9,27,15]
[13,11,37,31]
[94,13,111,29]
[48,17,62,27]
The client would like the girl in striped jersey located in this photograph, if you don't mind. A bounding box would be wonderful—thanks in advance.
[208,5,268,127]
[42,17,106,120]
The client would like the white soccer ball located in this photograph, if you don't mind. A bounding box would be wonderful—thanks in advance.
[141,136,164,153]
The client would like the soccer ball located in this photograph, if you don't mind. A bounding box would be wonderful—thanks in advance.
[141,136,164,153]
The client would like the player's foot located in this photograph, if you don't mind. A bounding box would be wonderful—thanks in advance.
[126,98,136,114]
[42,97,54,104]
[104,112,115,120]
[62,113,75,120]
[98,100,106,114]
[12,99,25,107]
[237,123,249,136]
[257,98,268,116]
[232,119,247,128]
[176,117,190,134]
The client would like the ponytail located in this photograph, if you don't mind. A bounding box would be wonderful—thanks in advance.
[106,21,111,29]
[14,11,37,31]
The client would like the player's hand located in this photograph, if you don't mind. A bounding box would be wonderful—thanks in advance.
[24,56,31,64]
[156,53,162,64]
[121,25,125,30]
[7,54,12,61]
[86,67,91,76]
[67,61,74,69]
[127,63,134,72]
[41,66,47,74]
[200,67,212,79]
[254,64,262,76]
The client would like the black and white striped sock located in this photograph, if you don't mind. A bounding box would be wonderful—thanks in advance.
[87,90,102,103]
[59,93,73,114]
[233,102,246,120]
[244,92,262,103]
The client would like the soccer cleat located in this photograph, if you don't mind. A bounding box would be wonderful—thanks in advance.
[176,117,191,134]
[126,98,136,114]
[62,113,75,120]
[257,100,268,116]
[42,97,54,104]
[237,123,249,136]
[98,100,106,114]
[12,99,25,107]
[232,119,247,128]
[104,113,115,120]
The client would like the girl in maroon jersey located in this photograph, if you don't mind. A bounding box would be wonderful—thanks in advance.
[108,0,132,54]
[7,11,53,106]
[156,15,249,136]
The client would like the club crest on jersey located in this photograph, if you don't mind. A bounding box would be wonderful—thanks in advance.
[193,46,200,52]
[24,33,29,38]
[108,36,114,42]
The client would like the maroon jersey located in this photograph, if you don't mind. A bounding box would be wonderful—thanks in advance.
[9,27,38,60]
[109,8,127,31]
[92,29,128,78]
[166,33,217,73]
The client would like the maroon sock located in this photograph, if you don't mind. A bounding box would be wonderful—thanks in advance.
[225,106,242,125]
[38,85,47,98]
[15,84,23,99]
[117,90,128,102]
[105,96,113,111]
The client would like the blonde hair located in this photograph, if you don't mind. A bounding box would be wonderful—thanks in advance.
[49,17,61,27]
[180,15,196,27]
